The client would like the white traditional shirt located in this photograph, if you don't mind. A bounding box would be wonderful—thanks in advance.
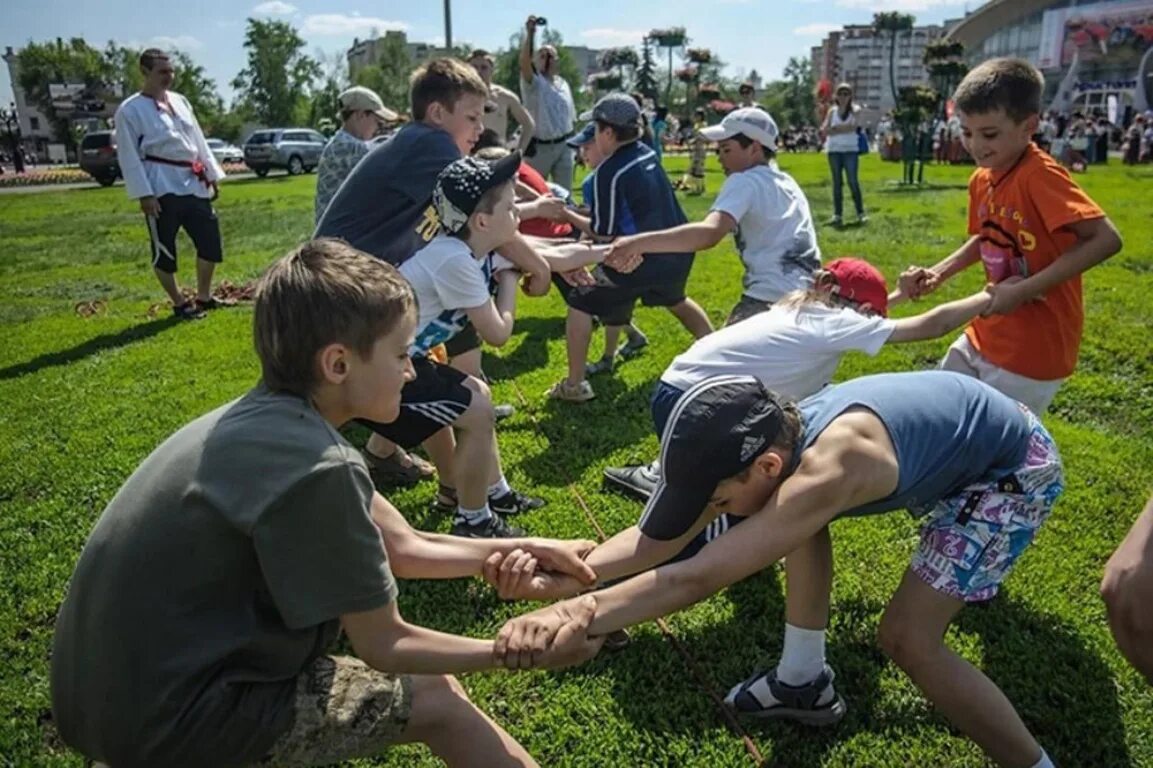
[520,73,575,141]
[114,90,224,200]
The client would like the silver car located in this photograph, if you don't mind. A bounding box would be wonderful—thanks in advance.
[206,138,244,165]
[242,128,327,177]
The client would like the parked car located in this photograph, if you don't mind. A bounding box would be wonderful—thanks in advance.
[242,128,327,177]
[206,138,244,165]
[78,131,119,187]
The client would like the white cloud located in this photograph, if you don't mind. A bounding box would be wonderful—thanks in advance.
[793,23,842,36]
[579,28,648,47]
[137,35,203,51]
[252,1,296,14]
[302,13,408,37]
[835,0,965,10]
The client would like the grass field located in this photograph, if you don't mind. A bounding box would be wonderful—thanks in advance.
[1,152,1152,768]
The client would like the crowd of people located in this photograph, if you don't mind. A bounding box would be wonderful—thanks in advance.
[46,39,1152,768]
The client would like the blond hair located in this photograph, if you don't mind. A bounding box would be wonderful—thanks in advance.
[253,239,415,395]
[410,58,488,120]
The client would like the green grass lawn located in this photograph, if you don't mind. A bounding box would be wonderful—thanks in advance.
[2,153,1152,767]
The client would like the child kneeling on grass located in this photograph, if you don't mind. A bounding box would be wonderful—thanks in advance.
[50,238,603,768]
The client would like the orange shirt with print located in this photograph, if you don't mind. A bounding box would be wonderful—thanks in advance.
[964,143,1104,381]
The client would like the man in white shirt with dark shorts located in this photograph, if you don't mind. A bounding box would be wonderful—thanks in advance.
[114,48,230,320]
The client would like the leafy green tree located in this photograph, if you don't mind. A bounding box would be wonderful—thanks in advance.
[16,37,112,142]
[352,31,411,115]
[231,18,321,126]
[782,56,816,126]
[873,12,915,112]
[636,37,659,102]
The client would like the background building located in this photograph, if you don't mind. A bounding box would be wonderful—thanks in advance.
[811,23,945,125]
[3,46,55,157]
[946,0,1153,119]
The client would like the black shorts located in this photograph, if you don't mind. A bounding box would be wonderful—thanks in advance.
[359,356,473,448]
[553,259,691,326]
[144,194,223,274]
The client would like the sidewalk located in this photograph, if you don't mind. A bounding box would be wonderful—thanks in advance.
[0,172,257,196]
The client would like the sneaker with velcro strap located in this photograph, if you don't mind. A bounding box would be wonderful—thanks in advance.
[724,664,846,726]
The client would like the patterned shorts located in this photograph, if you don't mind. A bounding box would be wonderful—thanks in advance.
[911,409,1064,603]
[263,655,412,766]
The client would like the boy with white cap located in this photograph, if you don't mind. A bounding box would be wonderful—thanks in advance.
[314,86,398,223]
[609,107,820,326]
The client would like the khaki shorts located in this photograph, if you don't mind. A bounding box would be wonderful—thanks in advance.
[939,334,1064,415]
[263,655,412,766]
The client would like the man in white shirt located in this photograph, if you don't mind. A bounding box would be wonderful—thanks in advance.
[468,49,534,152]
[519,15,576,191]
[313,86,397,223]
[114,48,228,320]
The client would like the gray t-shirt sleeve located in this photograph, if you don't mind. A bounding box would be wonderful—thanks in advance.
[253,461,396,629]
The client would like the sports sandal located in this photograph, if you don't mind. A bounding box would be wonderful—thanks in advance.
[173,301,206,320]
[546,378,595,403]
[364,447,436,488]
[724,665,846,726]
[430,483,459,515]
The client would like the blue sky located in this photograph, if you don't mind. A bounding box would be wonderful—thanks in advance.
[3,0,973,108]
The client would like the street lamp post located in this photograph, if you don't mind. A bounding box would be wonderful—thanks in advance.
[0,102,26,174]
[444,0,453,52]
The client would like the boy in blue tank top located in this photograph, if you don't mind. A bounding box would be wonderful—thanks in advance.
[493,370,1064,768]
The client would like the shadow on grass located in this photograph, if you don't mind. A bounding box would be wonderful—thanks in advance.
[0,315,182,381]
[483,315,566,382]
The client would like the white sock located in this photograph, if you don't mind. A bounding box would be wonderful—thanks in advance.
[488,476,512,498]
[456,504,492,523]
[1031,750,1054,768]
[776,623,826,686]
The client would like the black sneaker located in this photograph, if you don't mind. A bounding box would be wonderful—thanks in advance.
[724,665,846,726]
[602,462,659,501]
[488,489,546,516]
[450,514,524,538]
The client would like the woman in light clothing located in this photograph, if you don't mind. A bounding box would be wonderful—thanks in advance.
[822,83,867,227]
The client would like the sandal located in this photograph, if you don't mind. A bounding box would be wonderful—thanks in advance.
[363,446,436,488]
[430,483,458,515]
[173,301,206,320]
[197,296,237,310]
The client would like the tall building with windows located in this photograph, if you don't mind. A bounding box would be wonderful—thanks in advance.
[3,46,55,155]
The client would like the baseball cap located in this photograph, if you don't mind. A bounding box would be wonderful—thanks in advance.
[638,376,788,541]
[825,258,889,317]
[578,93,642,128]
[338,86,398,122]
[566,122,597,148]
[699,107,779,152]
[433,151,522,234]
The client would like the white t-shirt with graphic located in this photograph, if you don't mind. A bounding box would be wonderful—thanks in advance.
[398,235,511,356]
[711,165,821,303]
[661,302,896,399]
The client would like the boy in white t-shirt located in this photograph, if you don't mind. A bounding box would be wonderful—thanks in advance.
[376,152,611,537]
[607,107,821,326]
[604,258,994,504]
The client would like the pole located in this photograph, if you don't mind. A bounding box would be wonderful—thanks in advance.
[443,0,453,52]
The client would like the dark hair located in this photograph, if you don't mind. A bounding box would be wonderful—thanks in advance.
[451,178,514,240]
[655,106,669,120]
[729,132,775,160]
[952,57,1043,123]
[253,239,416,396]
[473,128,503,153]
[596,119,641,143]
[469,49,494,64]
[139,48,169,71]
[410,58,488,120]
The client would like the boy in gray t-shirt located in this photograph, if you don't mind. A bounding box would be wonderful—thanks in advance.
[50,239,603,768]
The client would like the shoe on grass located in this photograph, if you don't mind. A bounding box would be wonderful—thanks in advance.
[489,488,546,517]
[620,329,649,358]
[173,301,206,320]
[602,462,660,501]
[724,664,846,726]
[364,446,435,489]
[824,215,843,228]
[450,514,524,539]
[586,355,616,376]
[494,403,515,421]
[547,378,595,402]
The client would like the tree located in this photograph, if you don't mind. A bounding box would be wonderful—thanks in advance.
[351,30,410,116]
[231,18,321,126]
[599,47,639,90]
[873,12,915,114]
[649,27,688,107]
[104,45,222,121]
[16,37,113,142]
[781,56,816,127]
[636,37,659,102]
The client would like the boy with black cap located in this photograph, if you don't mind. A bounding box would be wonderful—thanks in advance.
[496,370,1065,768]
[609,107,820,326]
[548,93,712,402]
[378,153,613,537]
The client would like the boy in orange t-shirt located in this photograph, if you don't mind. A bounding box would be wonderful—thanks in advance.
[895,58,1122,414]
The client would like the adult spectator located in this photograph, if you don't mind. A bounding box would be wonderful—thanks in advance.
[314,86,397,223]
[114,48,230,320]
[737,82,759,109]
[821,82,867,226]
[468,49,534,152]
[519,15,576,191]
[1102,493,1153,684]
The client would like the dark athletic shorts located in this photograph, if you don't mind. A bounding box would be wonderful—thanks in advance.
[359,356,473,448]
[144,193,223,274]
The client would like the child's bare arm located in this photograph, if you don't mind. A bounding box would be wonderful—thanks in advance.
[887,286,993,343]
[539,242,614,272]
[464,271,518,346]
[986,216,1122,316]
[890,236,982,305]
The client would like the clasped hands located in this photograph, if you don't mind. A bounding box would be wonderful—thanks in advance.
[897,265,1036,315]
[482,540,607,670]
